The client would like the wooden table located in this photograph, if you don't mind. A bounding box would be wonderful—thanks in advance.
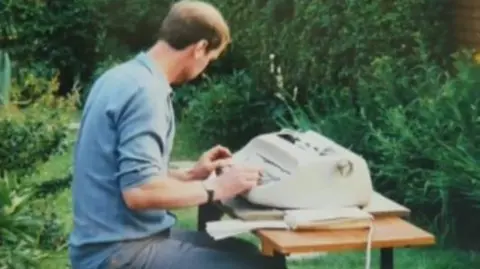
[197,192,435,269]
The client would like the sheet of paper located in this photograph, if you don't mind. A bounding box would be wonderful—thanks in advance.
[206,219,289,240]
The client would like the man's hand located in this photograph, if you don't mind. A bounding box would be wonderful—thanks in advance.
[203,164,262,201]
[188,145,233,180]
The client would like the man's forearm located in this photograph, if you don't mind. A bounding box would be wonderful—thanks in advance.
[168,168,194,181]
[123,176,212,210]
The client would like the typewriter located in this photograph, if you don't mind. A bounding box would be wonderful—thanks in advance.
[222,128,374,209]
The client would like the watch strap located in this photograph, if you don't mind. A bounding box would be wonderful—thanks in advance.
[201,181,215,203]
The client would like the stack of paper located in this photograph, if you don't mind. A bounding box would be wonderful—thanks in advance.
[205,207,374,240]
[284,207,373,230]
[206,219,289,240]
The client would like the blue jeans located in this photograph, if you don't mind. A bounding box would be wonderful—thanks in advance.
[105,228,287,269]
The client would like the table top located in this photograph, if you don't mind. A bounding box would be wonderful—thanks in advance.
[218,192,434,255]
[256,216,435,255]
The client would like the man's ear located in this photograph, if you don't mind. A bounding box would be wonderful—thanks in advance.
[193,39,209,59]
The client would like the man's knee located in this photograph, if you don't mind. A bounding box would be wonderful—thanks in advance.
[107,236,178,268]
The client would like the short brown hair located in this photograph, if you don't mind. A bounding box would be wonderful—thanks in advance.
[159,0,231,52]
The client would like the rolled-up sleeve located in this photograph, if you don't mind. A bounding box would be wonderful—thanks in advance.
[114,86,169,190]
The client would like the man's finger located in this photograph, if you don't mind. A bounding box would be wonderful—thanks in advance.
[214,144,231,154]
[211,158,233,170]
[210,145,232,158]
[241,170,262,182]
[201,145,231,161]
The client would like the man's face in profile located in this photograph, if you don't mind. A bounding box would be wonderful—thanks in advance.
[176,41,226,85]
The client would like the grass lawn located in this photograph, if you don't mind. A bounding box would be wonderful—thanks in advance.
[35,122,480,269]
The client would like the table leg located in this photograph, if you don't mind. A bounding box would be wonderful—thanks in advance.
[197,202,224,231]
[273,251,288,269]
[380,248,394,269]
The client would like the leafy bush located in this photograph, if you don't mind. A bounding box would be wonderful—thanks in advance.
[0,176,46,269]
[278,51,480,249]
[1,0,172,95]
[182,71,281,150]
[34,200,70,252]
[0,113,67,177]
[1,0,457,108]
[0,66,77,267]
[0,175,71,268]
[0,69,77,178]
[207,0,453,104]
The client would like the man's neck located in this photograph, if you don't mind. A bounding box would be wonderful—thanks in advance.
[146,41,184,84]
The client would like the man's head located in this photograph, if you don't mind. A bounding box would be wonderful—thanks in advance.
[157,0,230,84]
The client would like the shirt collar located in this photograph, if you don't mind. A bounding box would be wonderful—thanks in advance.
[134,51,173,94]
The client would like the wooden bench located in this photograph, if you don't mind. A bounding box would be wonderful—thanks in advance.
[197,192,435,269]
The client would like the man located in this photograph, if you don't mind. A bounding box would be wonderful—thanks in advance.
[68,1,287,269]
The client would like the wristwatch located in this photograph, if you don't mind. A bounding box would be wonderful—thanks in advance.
[201,180,215,204]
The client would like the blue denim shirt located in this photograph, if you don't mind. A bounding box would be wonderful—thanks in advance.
[68,52,176,268]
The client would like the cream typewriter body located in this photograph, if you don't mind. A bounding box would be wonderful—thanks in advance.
[230,129,374,209]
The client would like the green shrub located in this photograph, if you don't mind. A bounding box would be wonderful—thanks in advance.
[0,0,172,95]
[182,71,281,151]
[9,64,63,107]
[0,108,71,178]
[208,0,453,103]
[0,68,77,267]
[35,202,70,251]
[0,69,77,178]
[0,176,46,269]
[0,175,70,268]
